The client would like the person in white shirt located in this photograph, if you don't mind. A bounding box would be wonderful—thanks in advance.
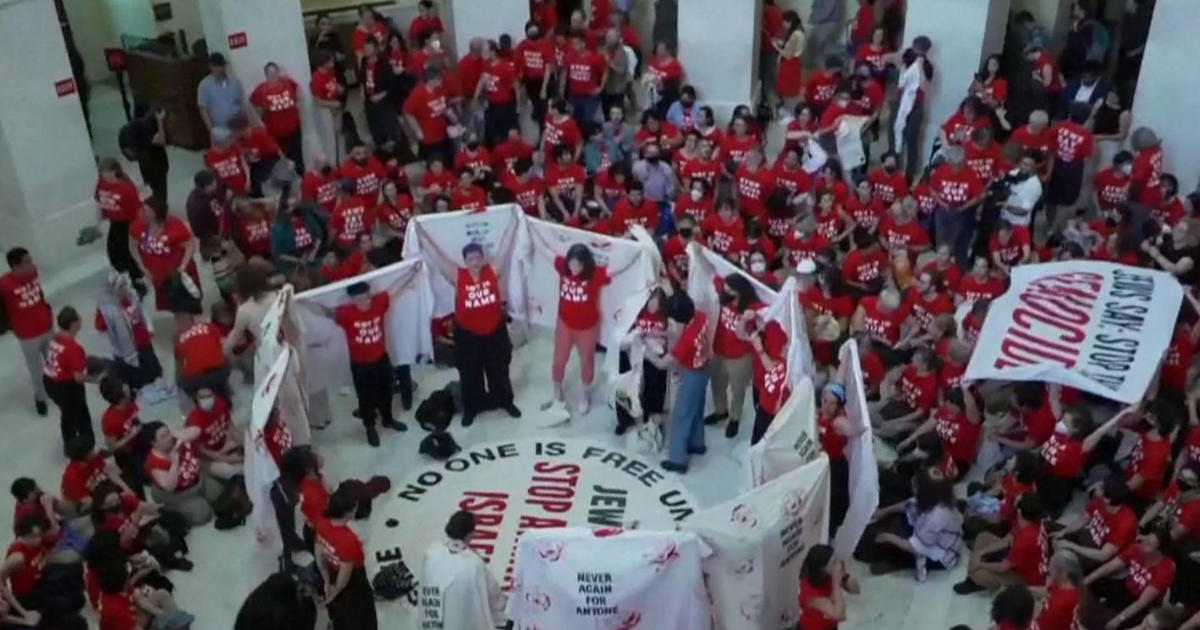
[1000,151,1044,228]
[420,510,506,630]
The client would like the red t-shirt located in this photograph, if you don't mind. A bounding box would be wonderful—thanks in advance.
[671,313,710,370]
[316,520,366,574]
[682,158,721,193]
[408,14,444,43]
[95,177,142,223]
[934,405,980,462]
[999,474,1035,525]
[720,134,759,166]
[545,163,586,199]
[455,148,493,174]
[456,265,504,335]
[61,453,107,503]
[798,577,837,630]
[702,215,746,255]
[1021,397,1057,446]
[1125,433,1171,499]
[612,198,660,234]
[897,365,938,411]
[331,197,376,247]
[804,71,841,108]
[350,22,388,56]
[844,195,886,231]
[1034,584,1080,630]
[817,410,848,460]
[555,257,609,330]
[310,66,344,102]
[940,112,988,146]
[563,49,605,96]
[204,145,248,195]
[378,196,415,234]
[1093,168,1131,211]
[904,287,953,331]
[493,137,534,174]
[176,321,227,378]
[1050,121,1095,163]
[301,170,340,213]
[1041,433,1086,479]
[98,588,139,630]
[451,185,488,213]
[772,164,813,198]
[542,115,583,155]
[964,141,1007,182]
[1008,521,1049,586]
[841,247,887,286]
[502,172,545,216]
[647,55,684,86]
[145,443,201,492]
[130,215,194,282]
[403,83,450,144]
[1162,329,1197,395]
[1120,545,1175,597]
[1082,498,1137,549]
[989,227,1032,267]
[299,477,330,526]
[43,332,87,383]
[712,290,761,360]
[339,156,387,204]
[5,535,53,598]
[185,395,232,452]
[867,169,909,204]
[930,164,984,207]
[516,37,554,80]
[480,59,518,105]
[1132,147,1164,205]
[957,273,1006,303]
[335,293,390,364]
[250,78,301,138]
[859,296,903,345]
[236,213,272,258]
[880,218,931,258]
[673,192,712,225]
[101,402,140,455]
[236,127,281,163]
[0,271,52,339]
[752,328,790,415]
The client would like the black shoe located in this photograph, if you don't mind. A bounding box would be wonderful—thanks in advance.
[462,411,476,427]
[869,560,904,576]
[660,460,688,474]
[365,425,380,447]
[503,403,522,418]
[724,420,740,439]
[688,446,707,455]
[953,579,985,595]
[381,419,408,432]
[167,557,194,572]
[615,422,631,436]
[35,400,47,416]
[704,412,728,426]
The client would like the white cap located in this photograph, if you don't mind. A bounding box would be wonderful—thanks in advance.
[795,260,817,275]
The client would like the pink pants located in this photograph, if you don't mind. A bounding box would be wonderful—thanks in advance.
[552,320,600,386]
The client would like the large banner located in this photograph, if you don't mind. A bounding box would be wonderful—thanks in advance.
[291,258,434,394]
[245,345,292,552]
[684,455,830,630]
[256,287,310,447]
[505,528,711,630]
[964,261,1183,403]
[748,378,821,486]
[832,341,880,559]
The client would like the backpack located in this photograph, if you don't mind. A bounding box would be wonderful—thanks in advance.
[415,387,457,432]
[213,475,253,530]
[372,559,417,603]
[419,430,462,460]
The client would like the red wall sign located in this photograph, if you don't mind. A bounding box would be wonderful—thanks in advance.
[227,31,248,49]
[104,48,127,72]
[54,78,77,98]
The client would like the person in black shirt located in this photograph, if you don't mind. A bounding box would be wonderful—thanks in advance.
[119,103,170,204]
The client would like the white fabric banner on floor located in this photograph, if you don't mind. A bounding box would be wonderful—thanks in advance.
[401,204,527,318]
[683,456,830,630]
[832,341,880,560]
[245,345,292,552]
[964,261,1182,403]
[747,377,821,486]
[505,528,711,630]
[291,258,435,394]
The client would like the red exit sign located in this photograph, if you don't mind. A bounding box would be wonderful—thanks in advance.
[228,31,248,49]
[54,78,77,98]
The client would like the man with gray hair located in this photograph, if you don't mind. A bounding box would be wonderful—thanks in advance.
[929,147,985,266]
[1008,109,1053,182]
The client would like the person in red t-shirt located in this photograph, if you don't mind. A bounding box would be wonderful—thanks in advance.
[95,559,190,630]
[173,311,230,405]
[516,22,555,130]
[930,148,985,266]
[250,62,303,169]
[475,40,522,148]
[377,179,415,238]
[867,152,910,204]
[316,490,378,630]
[989,219,1032,275]
[610,182,660,235]
[1026,44,1063,96]
[958,493,1048,593]
[560,33,606,127]
[98,375,147,494]
[841,228,888,294]
[545,144,586,221]
[42,307,96,453]
[310,51,346,165]
[899,386,982,476]
[2,247,54,415]
[1130,128,1165,207]
[203,128,249,196]
[131,201,200,315]
[706,274,764,439]
[1084,529,1175,629]
[873,344,938,438]
[1008,110,1054,181]
[409,0,445,44]
[1046,103,1096,225]
[95,158,147,289]
[334,283,407,446]
[797,544,859,630]
[3,513,73,627]
[450,169,487,213]
[403,65,458,166]
[229,114,283,197]
[614,288,671,435]
[643,295,710,472]
[549,245,610,413]
[184,389,243,479]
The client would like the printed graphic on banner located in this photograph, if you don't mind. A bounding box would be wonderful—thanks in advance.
[832,341,880,559]
[245,346,291,548]
[685,456,830,630]
[749,378,820,486]
[506,529,712,630]
[964,261,1183,403]
[367,438,698,596]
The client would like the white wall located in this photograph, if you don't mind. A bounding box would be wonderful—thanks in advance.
[157,0,205,51]
[62,0,119,84]
[449,0,528,58]
[1131,0,1200,192]
[679,0,760,119]
[103,0,158,40]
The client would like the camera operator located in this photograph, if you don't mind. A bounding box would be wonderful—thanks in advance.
[974,150,1042,262]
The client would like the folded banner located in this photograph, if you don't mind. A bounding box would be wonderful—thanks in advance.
[505,528,711,630]
[255,287,310,447]
[291,258,434,394]
[832,341,880,559]
[747,377,820,486]
[964,261,1182,403]
[245,345,292,553]
[683,455,830,630]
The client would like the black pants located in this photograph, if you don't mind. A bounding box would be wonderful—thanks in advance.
[615,350,667,429]
[1084,577,1142,630]
[350,357,395,427]
[115,446,149,500]
[829,455,850,539]
[328,567,377,630]
[394,364,414,410]
[418,139,454,167]
[278,131,304,173]
[484,102,519,149]
[43,377,93,449]
[176,365,232,402]
[751,394,774,444]
[138,157,168,205]
[116,346,163,393]
[524,78,548,131]
[364,100,403,149]
[454,323,514,415]
[18,590,87,630]
[106,220,144,291]
[248,156,281,198]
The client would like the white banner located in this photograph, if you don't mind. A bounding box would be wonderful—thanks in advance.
[683,455,830,630]
[291,258,435,394]
[245,345,292,552]
[255,287,310,447]
[963,262,1182,403]
[832,341,880,560]
[747,378,821,486]
[505,528,711,630]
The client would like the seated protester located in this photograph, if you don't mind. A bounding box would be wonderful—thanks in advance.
[743,220,777,264]
[615,287,670,435]
[142,422,222,527]
[1053,474,1140,572]
[232,197,274,260]
[921,244,962,296]
[9,479,61,538]
[454,137,493,180]
[963,450,1044,542]
[813,189,855,246]
[797,543,860,630]
[1154,174,1186,227]
[872,344,939,439]
[993,382,1061,452]
[1139,464,1200,543]
[634,110,683,152]
[1,514,87,630]
[1039,405,1134,513]
[924,313,960,361]
[416,159,455,212]
[89,481,190,572]
[850,288,907,365]
[955,493,1049,594]
[662,216,702,286]
[672,131,702,175]
[95,559,193,630]
[720,115,760,168]
[1081,528,1175,630]
[230,114,283,197]
[867,153,909,206]
[845,180,886,234]
[1093,151,1134,215]
[784,216,830,270]
[702,197,746,257]
[173,310,231,403]
[771,147,813,207]
[1143,218,1200,287]
[320,244,367,284]
[502,157,547,218]
[1034,551,1085,630]
[989,219,1033,276]
[564,199,614,235]
[1163,309,1200,400]
[544,143,586,222]
[895,385,983,479]
[593,163,631,216]
[375,179,415,240]
[611,181,660,235]
[802,56,843,115]
[879,199,930,267]
[184,388,244,480]
[674,178,713,227]
[855,467,963,578]
[939,338,971,394]
[814,161,851,205]
[61,435,133,515]
[450,169,487,213]
[841,228,888,296]
[957,255,1007,304]
[902,269,954,336]
[1121,401,1176,513]
[988,586,1037,630]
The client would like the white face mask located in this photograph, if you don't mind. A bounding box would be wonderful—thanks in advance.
[197,397,216,412]
[1054,420,1070,435]
[750,261,766,273]
[430,39,442,51]
[690,189,703,201]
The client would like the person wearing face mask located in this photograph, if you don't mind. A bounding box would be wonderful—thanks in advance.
[746,248,778,289]
[666,85,701,132]
[632,142,678,210]
[1093,151,1134,218]
[420,510,505,630]
[662,216,701,286]
[673,178,712,227]
[184,387,243,480]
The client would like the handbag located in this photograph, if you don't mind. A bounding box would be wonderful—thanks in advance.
[371,559,417,602]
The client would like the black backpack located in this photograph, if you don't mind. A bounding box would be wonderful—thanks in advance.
[419,431,461,461]
[372,559,417,603]
[414,387,457,432]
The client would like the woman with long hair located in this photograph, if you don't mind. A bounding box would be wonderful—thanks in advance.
[95,158,147,295]
[705,273,763,439]
[773,11,806,110]
[856,467,963,579]
[129,197,200,316]
[798,544,860,630]
[315,490,377,630]
[549,244,610,413]
[616,286,670,435]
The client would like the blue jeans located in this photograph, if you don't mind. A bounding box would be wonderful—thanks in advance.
[934,205,977,267]
[569,94,600,128]
[667,367,710,466]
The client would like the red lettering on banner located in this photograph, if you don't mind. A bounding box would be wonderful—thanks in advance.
[228,31,248,49]
[54,78,77,98]
[994,271,1104,370]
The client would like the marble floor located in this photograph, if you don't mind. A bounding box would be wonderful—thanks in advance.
[0,82,998,630]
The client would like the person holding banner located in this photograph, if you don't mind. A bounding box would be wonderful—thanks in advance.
[1038,407,1136,516]
[817,380,855,535]
[616,287,669,435]
[706,273,763,439]
[450,243,520,426]
[333,282,408,447]
[748,320,789,444]
[549,244,610,413]
[642,293,708,473]
[420,510,505,630]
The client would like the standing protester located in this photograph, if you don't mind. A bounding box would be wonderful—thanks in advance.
[334,282,408,447]
[315,490,378,630]
[251,62,304,171]
[129,198,201,315]
[95,158,149,295]
[451,243,521,426]
[1,247,53,415]
[616,287,670,435]
[185,169,232,246]
[561,32,608,127]
[549,244,611,414]
[420,510,506,630]
[118,104,169,204]
[310,51,347,162]
[404,65,457,166]
[360,38,403,153]
[706,273,763,439]
[647,292,708,473]
[43,306,95,453]
[516,20,554,132]
[476,40,522,149]
[197,53,246,135]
